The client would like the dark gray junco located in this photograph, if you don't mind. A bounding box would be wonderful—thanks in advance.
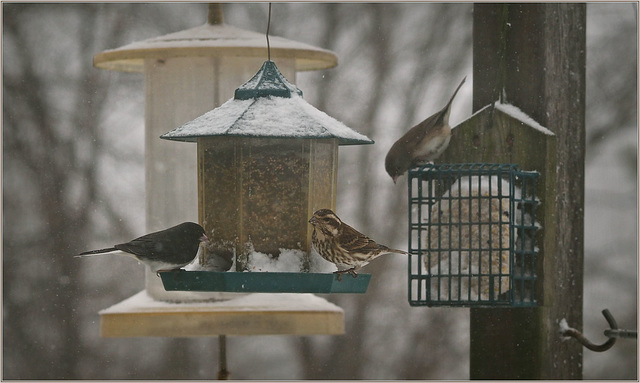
[385,77,466,183]
[77,222,208,275]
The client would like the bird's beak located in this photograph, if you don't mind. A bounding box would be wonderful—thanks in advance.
[200,234,209,243]
[392,175,399,184]
[309,216,317,225]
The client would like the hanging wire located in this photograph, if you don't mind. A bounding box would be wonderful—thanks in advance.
[266,3,272,61]
[497,3,509,104]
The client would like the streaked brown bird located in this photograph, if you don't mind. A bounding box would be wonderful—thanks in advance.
[309,208,408,280]
[385,77,466,183]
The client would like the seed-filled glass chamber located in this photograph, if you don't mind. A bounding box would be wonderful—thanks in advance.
[197,136,337,270]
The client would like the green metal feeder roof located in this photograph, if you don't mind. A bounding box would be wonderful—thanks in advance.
[160,61,373,145]
[234,60,303,100]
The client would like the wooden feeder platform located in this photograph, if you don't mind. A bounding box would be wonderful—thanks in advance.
[159,271,371,294]
[100,290,345,337]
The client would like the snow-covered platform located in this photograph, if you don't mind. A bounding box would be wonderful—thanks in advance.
[100,290,344,337]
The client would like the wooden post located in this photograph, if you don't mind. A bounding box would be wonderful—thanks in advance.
[444,104,557,377]
[465,4,586,379]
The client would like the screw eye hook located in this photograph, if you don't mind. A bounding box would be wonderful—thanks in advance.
[560,309,618,352]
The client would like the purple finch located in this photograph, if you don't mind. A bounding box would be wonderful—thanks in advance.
[309,209,408,280]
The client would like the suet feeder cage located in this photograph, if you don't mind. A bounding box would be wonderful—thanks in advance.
[408,163,540,307]
[159,60,373,293]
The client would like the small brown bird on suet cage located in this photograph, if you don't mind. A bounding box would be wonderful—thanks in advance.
[385,77,466,183]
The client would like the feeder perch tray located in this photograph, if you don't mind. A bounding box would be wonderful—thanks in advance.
[160,271,371,294]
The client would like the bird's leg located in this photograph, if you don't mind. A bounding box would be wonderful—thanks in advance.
[333,268,358,281]
[414,158,428,166]
[414,157,435,166]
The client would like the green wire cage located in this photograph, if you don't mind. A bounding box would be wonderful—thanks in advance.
[408,163,540,307]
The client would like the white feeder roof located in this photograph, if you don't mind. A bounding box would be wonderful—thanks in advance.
[94,22,337,73]
[161,61,373,145]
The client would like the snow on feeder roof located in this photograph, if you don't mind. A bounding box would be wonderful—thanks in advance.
[160,60,373,145]
[94,22,337,73]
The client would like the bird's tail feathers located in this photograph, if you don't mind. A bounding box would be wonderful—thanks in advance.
[440,76,467,122]
[76,247,118,257]
[385,247,409,255]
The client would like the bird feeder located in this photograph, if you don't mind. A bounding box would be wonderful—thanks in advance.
[159,60,374,293]
[93,5,341,302]
[408,163,540,307]
[407,102,557,308]
[95,5,359,339]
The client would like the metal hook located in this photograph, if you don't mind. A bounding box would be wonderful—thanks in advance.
[604,328,637,339]
[560,309,617,352]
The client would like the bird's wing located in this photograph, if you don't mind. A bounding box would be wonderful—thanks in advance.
[119,230,200,265]
[114,237,158,259]
[401,112,443,149]
[339,224,383,253]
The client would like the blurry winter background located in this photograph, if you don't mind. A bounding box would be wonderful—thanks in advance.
[2,3,637,380]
